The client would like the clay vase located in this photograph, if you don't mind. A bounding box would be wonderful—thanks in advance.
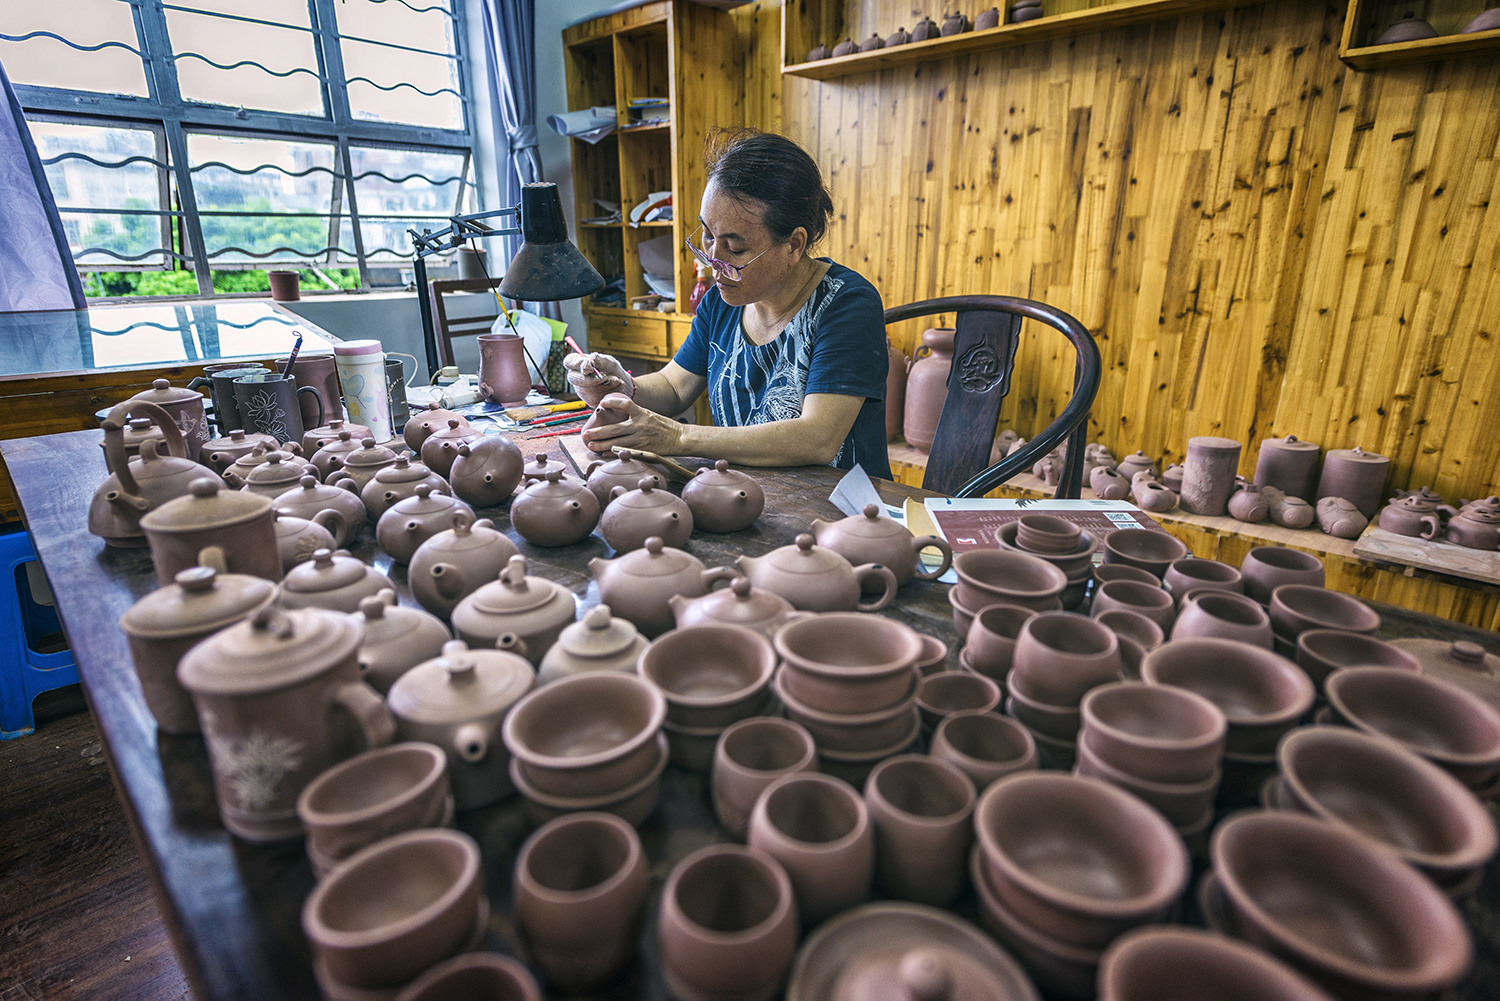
[831,37,857,57]
[591,536,740,638]
[941,11,971,34]
[748,772,875,926]
[1316,496,1368,539]
[332,438,399,495]
[885,26,911,46]
[1315,446,1389,519]
[513,812,649,991]
[975,5,1002,28]
[421,419,485,479]
[585,450,663,507]
[712,717,819,841]
[911,16,940,40]
[807,43,832,60]
[409,510,520,620]
[1116,451,1158,482]
[537,604,649,685]
[280,548,397,614]
[139,477,281,587]
[511,470,602,547]
[863,755,976,906]
[902,328,955,453]
[360,454,450,520]
[1132,479,1177,513]
[354,590,452,695]
[273,508,342,572]
[1227,482,1269,522]
[450,555,577,664]
[1374,12,1438,42]
[602,477,694,552]
[885,337,908,440]
[1090,466,1130,499]
[683,460,765,533]
[1461,7,1500,31]
[858,32,885,51]
[1179,436,1242,516]
[275,475,368,548]
[449,436,524,508]
[127,377,212,462]
[1254,434,1321,501]
[476,333,533,406]
[402,403,467,453]
[811,503,954,587]
[735,534,899,613]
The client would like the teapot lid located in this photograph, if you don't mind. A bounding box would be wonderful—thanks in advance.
[388,639,534,722]
[141,477,273,532]
[244,451,314,482]
[177,603,363,695]
[131,438,206,480]
[826,504,906,542]
[612,476,682,509]
[204,429,273,452]
[123,418,166,443]
[559,604,640,658]
[376,454,435,483]
[471,555,566,614]
[686,576,791,627]
[594,451,656,477]
[392,483,461,515]
[763,534,849,576]
[283,548,372,593]
[597,536,703,579]
[414,405,463,427]
[691,459,756,488]
[344,437,397,467]
[523,451,567,479]
[120,566,278,638]
[356,590,443,647]
[316,430,362,453]
[428,418,477,442]
[130,378,202,406]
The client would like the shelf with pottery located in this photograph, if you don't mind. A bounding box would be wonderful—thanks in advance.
[1354,527,1500,588]
[1337,0,1500,69]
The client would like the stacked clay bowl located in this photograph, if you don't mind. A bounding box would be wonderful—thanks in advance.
[1275,726,1498,894]
[1077,682,1226,855]
[773,613,925,785]
[1091,580,1176,634]
[998,514,1099,609]
[950,550,1067,634]
[1099,926,1338,1001]
[1207,810,1472,1000]
[502,672,669,826]
[1268,584,1380,657]
[960,603,1035,683]
[638,624,777,771]
[1093,608,1163,681]
[1006,612,1123,770]
[1296,630,1421,693]
[972,772,1190,998]
[916,670,1001,731]
[1101,528,1188,579]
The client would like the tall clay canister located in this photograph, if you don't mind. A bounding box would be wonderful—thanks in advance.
[477,333,533,406]
[885,337,908,441]
[1254,434,1320,501]
[902,328,955,454]
[1316,446,1390,519]
[1178,436,1242,516]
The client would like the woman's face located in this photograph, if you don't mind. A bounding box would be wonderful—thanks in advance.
[697,179,806,308]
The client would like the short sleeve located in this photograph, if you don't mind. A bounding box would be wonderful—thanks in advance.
[669,287,725,377]
[803,275,887,401]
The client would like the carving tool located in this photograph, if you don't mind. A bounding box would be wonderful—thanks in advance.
[506,400,586,421]
[527,410,591,428]
[529,426,585,439]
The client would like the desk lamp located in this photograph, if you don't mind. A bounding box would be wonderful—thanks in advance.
[409,181,604,377]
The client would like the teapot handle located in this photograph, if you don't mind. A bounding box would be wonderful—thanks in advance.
[852,563,899,612]
[702,565,742,591]
[101,400,187,493]
[196,545,228,575]
[909,535,953,581]
[312,507,347,540]
[1420,514,1443,541]
[332,682,396,750]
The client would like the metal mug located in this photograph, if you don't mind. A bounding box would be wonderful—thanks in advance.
[190,365,270,433]
[233,372,324,446]
[277,351,344,427]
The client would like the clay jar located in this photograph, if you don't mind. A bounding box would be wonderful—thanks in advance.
[902,328,955,453]
[280,548,397,614]
[1226,482,1269,522]
[140,477,281,586]
[748,772,875,926]
[669,576,801,639]
[275,474,367,548]
[511,470,601,547]
[402,403,466,453]
[238,450,318,500]
[1010,611,1122,708]
[811,503,953,587]
[450,554,578,664]
[1315,446,1389,519]
[421,419,484,479]
[91,403,208,547]
[736,534,898,612]
[119,566,278,734]
[387,639,537,809]
[683,460,766,533]
[513,812,649,991]
[353,590,451,695]
[601,476,693,552]
[127,377,212,461]
[376,484,473,564]
[537,604,648,685]
[360,454,449,520]
[591,536,739,638]
[333,437,399,495]
[408,509,520,620]
[929,711,1038,790]
[1178,437,1242,516]
[273,507,342,572]
[1254,434,1321,501]
[303,417,374,458]
[449,435,523,508]
[309,430,365,481]
[584,450,663,507]
[864,755,977,906]
[712,717,818,840]
[176,604,395,842]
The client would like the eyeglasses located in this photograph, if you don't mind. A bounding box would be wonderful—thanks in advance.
[685,224,778,282]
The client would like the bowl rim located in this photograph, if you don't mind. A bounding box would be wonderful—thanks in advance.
[1324,665,1500,766]
[1092,563,1164,587]
[932,709,1037,769]
[1139,638,1315,727]
[1076,730,1221,797]
[752,771,872,852]
[816,709,923,762]
[772,666,919,726]
[663,843,795,947]
[953,549,1070,597]
[916,671,1002,716]
[864,753,977,826]
[297,741,448,827]
[1095,579,1175,611]
[1242,545,1325,573]
[639,623,778,708]
[514,809,643,904]
[1296,629,1421,672]
[1098,925,1336,1001]
[1102,527,1188,566]
[1165,557,1243,585]
[1080,681,1227,755]
[773,612,925,677]
[715,715,818,776]
[503,671,667,771]
[510,731,669,809]
[969,844,1105,964]
[1269,584,1380,632]
[1093,608,1165,649]
[393,952,542,1001]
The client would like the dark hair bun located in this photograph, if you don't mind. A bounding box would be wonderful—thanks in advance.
[704,128,834,247]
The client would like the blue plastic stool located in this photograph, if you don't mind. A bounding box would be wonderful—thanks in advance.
[0,528,79,739]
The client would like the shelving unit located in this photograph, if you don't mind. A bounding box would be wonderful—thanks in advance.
[1336,0,1500,68]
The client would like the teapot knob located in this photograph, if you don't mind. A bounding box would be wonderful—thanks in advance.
[795,533,815,553]
[393,454,411,468]
[300,474,318,489]
[176,566,218,592]
[638,476,655,492]
[152,378,170,390]
[863,503,881,520]
[1452,641,1487,665]
[359,595,387,619]
[339,430,353,442]
[584,605,613,629]
[458,443,472,456]
[312,548,335,566]
[715,459,730,472]
[533,452,549,467]
[501,554,529,587]
[898,950,952,1001]
[229,429,246,442]
[645,537,665,555]
[249,605,295,639]
[448,419,461,430]
[415,483,433,499]
[190,478,220,499]
[361,438,377,450]
[731,577,753,599]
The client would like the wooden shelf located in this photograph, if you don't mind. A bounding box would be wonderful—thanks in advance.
[1338,24,1500,69]
[620,121,671,133]
[1336,0,1500,68]
[580,221,623,228]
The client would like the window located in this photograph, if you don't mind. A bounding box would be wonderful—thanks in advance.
[1,0,477,299]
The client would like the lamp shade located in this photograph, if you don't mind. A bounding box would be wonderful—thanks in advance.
[499,182,605,302]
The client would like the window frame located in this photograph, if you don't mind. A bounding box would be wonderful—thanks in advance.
[8,0,479,300]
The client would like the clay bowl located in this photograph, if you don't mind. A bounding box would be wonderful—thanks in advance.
[815,710,923,788]
[1210,810,1472,999]
[1162,557,1243,605]
[974,771,1189,949]
[1093,563,1162,589]
[1094,608,1165,651]
[1074,735,1219,826]
[953,549,1069,611]
[1269,585,1380,640]
[1276,725,1498,883]
[914,633,949,675]
[503,672,667,798]
[509,732,669,828]
[748,772,874,926]
[1009,611,1122,708]
[662,718,730,773]
[774,612,925,714]
[863,755,977,906]
[1295,629,1422,692]
[930,710,1038,790]
[394,953,543,1001]
[773,668,920,753]
[1079,682,1226,784]
[1116,635,1147,681]
[1325,666,1500,791]
[712,716,819,840]
[1006,683,1084,741]
[297,742,451,877]
[1140,638,1315,756]
[302,828,483,989]
[1170,591,1273,648]
[964,603,1036,682]
[998,521,1100,578]
[948,586,980,636]
[1240,546,1325,604]
[1091,581,1176,633]
[1016,715,1079,770]
[1100,528,1188,578]
[1098,925,1338,1001]
[1015,513,1082,554]
[916,671,1001,730]
[638,624,776,728]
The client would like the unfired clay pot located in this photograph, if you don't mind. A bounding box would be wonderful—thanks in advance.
[140,477,281,586]
[237,450,319,500]
[1170,590,1273,648]
[394,953,542,1001]
[1254,434,1320,501]
[360,454,450,520]
[1239,546,1325,603]
[450,554,577,664]
[309,430,365,481]
[408,509,519,620]
[402,403,466,453]
[929,711,1038,790]
[902,328,954,453]
[811,503,953,587]
[941,11,971,34]
[669,576,801,639]
[1316,496,1368,539]
[279,548,396,614]
[591,536,739,638]
[584,451,662,507]
[1090,466,1130,499]
[1379,493,1436,536]
[275,474,367,548]
[91,403,209,547]
[736,534,898,612]
[1132,480,1177,513]
[806,42,832,60]
[1262,486,1316,529]
[420,419,484,479]
[304,417,374,458]
[1315,446,1389,519]
[975,5,1003,28]
[1437,506,1500,550]
[911,16,940,40]
[601,477,693,552]
[1179,436,1241,517]
[1461,6,1500,31]
[333,438,399,495]
[273,508,343,572]
[126,377,212,461]
[748,772,874,926]
[864,755,976,906]
[449,435,524,508]
[1010,611,1122,707]
[537,604,648,685]
[639,624,778,730]
[831,38,857,57]
[1373,12,1438,42]
[511,470,601,547]
[885,27,911,47]
[1116,451,1158,482]
[1140,637,1315,755]
[353,590,451,695]
[521,452,569,483]
[1098,926,1339,1001]
[858,32,884,51]
[1227,482,1269,522]
[712,717,818,841]
[376,484,473,564]
[202,428,277,472]
[683,460,765,533]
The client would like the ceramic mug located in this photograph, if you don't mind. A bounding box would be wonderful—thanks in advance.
[234,372,324,446]
[278,351,344,427]
[190,365,269,434]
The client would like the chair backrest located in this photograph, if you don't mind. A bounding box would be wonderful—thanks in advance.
[429,278,505,368]
[885,295,1101,498]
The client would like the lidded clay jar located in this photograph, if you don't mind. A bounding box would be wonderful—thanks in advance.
[376,484,474,564]
[120,565,279,734]
[810,503,953,586]
[735,534,899,613]
[450,435,524,508]
[273,507,343,572]
[682,460,766,533]
[537,604,648,685]
[334,437,399,494]
[1315,446,1390,519]
[402,403,466,453]
[280,547,396,614]
[360,453,449,519]
[590,537,740,638]
[387,639,537,809]
[668,576,800,639]
[601,477,694,552]
[239,450,319,500]
[511,470,601,547]
[309,430,365,480]
[140,477,281,587]
[354,590,452,696]
[451,555,578,666]
[408,509,520,620]
[273,474,367,547]
[521,451,569,484]
[1254,434,1321,502]
[202,428,277,472]
[420,419,484,479]
[585,450,663,507]
[303,417,373,458]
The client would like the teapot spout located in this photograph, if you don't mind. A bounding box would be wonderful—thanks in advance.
[429,562,467,601]
[107,489,151,514]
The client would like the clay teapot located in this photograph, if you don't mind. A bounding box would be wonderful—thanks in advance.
[331,437,398,494]
[236,450,320,500]
[590,537,740,638]
[537,604,649,686]
[386,639,536,809]
[831,37,857,57]
[885,26,911,46]
[1116,450,1158,482]
[402,403,466,453]
[91,402,219,548]
[521,451,570,484]
[1161,462,1184,493]
[1461,7,1500,32]
[975,5,1002,28]
[683,460,765,533]
[735,534,898,613]
[420,419,484,479]
[1227,482,1268,522]
[408,509,520,620]
[450,435,524,508]
[126,377,212,461]
[941,11,971,34]
[806,42,832,60]
[308,430,365,480]
[601,476,694,552]
[1264,486,1316,529]
[911,16,940,40]
[108,417,166,465]
[1317,496,1369,539]
[585,450,664,507]
[353,590,452,695]
[272,507,344,572]
[376,484,474,564]
[858,33,885,51]
[303,417,373,458]
[222,440,292,486]
[668,576,804,639]
[202,428,277,473]
[1432,507,1500,550]
[279,548,396,614]
[274,475,367,547]
[511,470,601,547]
[450,555,578,665]
[1090,465,1130,500]
[1379,494,1434,537]
[359,453,450,520]
[1458,496,1500,517]
[140,477,281,587]
[1374,11,1437,42]
[811,504,953,587]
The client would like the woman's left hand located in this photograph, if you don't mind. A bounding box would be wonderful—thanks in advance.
[580,394,687,455]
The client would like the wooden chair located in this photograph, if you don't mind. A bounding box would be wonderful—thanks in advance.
[885,295,1101,498]
[428,277,505,369]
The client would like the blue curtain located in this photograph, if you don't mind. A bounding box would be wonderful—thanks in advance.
[480,0,542,268]
[0,58,87,313]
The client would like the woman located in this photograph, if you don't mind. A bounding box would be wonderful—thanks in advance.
[565,128,892,480]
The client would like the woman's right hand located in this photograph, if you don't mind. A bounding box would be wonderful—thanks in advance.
[563,351,633,407]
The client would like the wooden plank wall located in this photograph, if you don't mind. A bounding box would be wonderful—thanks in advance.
[729,0,1500,504]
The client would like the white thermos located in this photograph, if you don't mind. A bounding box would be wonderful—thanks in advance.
[333,340,393,442]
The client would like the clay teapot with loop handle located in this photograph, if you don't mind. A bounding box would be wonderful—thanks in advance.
[735,534,899,613]
[408,508,520,620]
[273,474,367,547]
[601,476,694,552]
[1429,505,1500,551]
[91,400,221,547]
[810,503,952,587]
[590,537,740,638]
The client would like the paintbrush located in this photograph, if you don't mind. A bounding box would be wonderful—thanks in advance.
[507,400,586,421]
[527,410,591,428]
[280,329,303,377]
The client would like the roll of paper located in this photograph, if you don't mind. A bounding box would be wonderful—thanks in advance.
[546,106,617,136]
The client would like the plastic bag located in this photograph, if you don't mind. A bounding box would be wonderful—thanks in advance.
[489,309,554,384]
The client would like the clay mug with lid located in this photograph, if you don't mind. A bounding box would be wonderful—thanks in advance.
[176,603,395,842]
[748,771,874,926]
[353,590,451,695]
[863,754,977,906]
[682,460,766,533]
[811,503,953,587]
[127,377,213,461]
[592,536,740,638]
[408,509,520,620]
[735,534,899,613]
[233,372,323,447]
[140,477,282,586]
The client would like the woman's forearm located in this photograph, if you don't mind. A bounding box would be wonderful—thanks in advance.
[628,371,691,416]
[677,418,843,466]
